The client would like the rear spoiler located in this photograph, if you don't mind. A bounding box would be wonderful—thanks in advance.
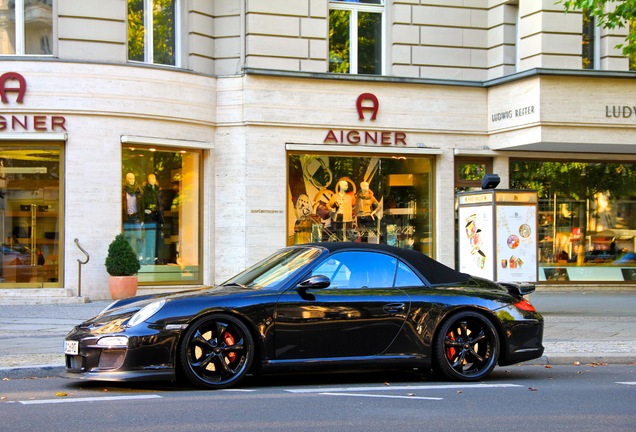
[498,282,535,296]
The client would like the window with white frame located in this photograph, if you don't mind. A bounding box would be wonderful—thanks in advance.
[0,0,53,55]
[128,0,180,66]
[582,9,600,69]
[329,0,384,75]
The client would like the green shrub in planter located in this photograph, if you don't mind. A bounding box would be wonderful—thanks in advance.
[105,233,141,276]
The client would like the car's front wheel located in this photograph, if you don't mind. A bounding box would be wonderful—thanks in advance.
[433,311,499,381]
[178,313,254,389]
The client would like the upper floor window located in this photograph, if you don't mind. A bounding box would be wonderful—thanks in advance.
[630,19,635,71]
[582,9,599,69]
[128,0,180,66]
[0,0,53,55]
[329,0,384,75]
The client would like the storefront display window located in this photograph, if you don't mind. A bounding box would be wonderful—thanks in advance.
[122,146,201,284]
[0,143,62,287]
[455,158,493,190]
[288,153,433,256]
[510,160,636,282]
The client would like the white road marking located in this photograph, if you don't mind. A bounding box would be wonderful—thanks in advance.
[616,382,636,386]
[19,394,162,405]
[286,383,521,394]
[221,389,256,392]
[320,392,443,401]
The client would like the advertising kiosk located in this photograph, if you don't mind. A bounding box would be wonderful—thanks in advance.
[458,183,538,283]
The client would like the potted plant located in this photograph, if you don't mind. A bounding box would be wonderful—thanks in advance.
[105,233,141,299]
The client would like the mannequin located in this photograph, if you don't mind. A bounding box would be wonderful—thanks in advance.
[356,181,380,242]
[327,180,355,240]
[122,172,143,259]
[143,173,164,264]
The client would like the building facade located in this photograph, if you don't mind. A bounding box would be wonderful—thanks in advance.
[0,0,634,302]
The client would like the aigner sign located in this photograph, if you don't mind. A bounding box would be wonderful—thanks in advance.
[0,72,67,132]
[323,93,407,146]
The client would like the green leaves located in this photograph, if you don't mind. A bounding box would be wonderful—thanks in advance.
[558,0,636,57]
[105,233,141,276]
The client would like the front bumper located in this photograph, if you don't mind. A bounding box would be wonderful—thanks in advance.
[63,324,180,382]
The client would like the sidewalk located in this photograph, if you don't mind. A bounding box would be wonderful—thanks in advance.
[0,289,634,379]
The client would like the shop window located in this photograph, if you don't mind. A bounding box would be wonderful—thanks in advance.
[122,146,200,284]
[0,143,63,288]
[128,0,180,66]
[288,153,434,256]
[510,160,636,283]
[455,158,493,191]
[329,0,384,75]
[0,0,53,55]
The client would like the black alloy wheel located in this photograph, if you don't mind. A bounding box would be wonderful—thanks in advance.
[178,314,254,389]
[433,311,499,381]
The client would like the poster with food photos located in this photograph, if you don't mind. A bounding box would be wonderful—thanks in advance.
[496,205,537,282]
[458,205,494,281]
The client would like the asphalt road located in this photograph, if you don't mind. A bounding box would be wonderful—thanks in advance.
[1,365,634,432]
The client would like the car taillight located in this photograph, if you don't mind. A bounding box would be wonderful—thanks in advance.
[514,299,536,312]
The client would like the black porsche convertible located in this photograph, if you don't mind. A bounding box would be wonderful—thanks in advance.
[63,242,544,389]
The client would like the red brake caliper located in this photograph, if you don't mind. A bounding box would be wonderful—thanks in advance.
[224,332,236,362]
[446,332,456,361]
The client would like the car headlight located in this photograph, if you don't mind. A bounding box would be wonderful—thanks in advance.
[127,299,166,327]
[97,336,128,347]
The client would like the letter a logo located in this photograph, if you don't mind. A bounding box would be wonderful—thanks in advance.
[356,93,379,120]
[0,72,27,104]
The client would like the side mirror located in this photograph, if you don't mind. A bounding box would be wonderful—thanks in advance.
[297,275,331,291]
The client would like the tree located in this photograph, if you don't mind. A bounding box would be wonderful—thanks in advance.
[558,0,636,58]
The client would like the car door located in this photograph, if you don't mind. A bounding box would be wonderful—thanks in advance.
[274,250,411,360]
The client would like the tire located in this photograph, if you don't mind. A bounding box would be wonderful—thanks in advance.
[178,313,254,389]
[433,311,499,382]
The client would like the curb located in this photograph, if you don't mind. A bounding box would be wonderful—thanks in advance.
[533,354,636,366]
[1,365,65,380]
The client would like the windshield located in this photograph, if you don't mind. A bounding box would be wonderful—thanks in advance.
[222,246,324,289]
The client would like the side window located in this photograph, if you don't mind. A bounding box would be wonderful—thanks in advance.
[394,261,425,287]
[311,251,397,288]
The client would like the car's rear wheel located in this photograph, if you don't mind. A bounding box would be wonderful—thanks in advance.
[433,311,499,381]
[178,313,254,389]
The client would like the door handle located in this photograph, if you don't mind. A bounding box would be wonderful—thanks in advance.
[383,303,406,314]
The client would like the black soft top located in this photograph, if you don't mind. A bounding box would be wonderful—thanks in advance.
[304,242,471,285]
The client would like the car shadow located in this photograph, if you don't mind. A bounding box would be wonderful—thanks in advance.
[61,366,547,393]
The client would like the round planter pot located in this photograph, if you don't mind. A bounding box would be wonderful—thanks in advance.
[109,275,138,300]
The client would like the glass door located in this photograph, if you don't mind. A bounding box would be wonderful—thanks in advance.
[0,144,62,288]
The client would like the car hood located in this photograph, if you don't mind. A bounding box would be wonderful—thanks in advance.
[86,285,257,324]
